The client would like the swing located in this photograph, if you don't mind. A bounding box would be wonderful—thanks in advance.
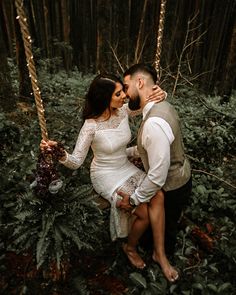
[15,0,167,199]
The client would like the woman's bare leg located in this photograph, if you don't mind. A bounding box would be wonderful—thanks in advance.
[148,191,179,282]
[123,203,149,269]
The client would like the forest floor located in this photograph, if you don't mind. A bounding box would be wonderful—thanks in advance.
[1,221,157,294]
[1,149,236,295]
[1,245,127,294]
[2,199,236,295]
[1,82,236,294]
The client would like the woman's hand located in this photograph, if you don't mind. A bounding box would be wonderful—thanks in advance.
[40,140,66,161]
[146,85,167,103]
[40,139,58,151]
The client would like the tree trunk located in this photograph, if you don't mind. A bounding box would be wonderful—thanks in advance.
[0,0,235,95]
[219,25,236,100]
[1,0,15,57]
[134,0,148,63]
[96,0,113,72]
[60,0,72,71]
[0,6,15,112]
[14,3,33,101]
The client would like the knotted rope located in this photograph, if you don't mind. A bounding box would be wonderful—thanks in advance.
[154,0,167,79]
[15,0,48,141]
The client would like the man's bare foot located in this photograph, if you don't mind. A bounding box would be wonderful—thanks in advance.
[152,253,179,282]
[122,243,146,269]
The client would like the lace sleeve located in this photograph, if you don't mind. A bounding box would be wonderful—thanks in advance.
[123,103,142,117]
[60,119,96,170]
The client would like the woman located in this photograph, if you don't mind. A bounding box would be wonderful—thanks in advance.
[41,74,178,281]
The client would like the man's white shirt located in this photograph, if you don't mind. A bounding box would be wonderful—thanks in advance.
[130,101,175,205]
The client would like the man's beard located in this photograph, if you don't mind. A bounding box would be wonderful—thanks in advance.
[128,95,141,110]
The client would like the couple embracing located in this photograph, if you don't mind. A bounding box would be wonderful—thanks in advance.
[41,63,192,282]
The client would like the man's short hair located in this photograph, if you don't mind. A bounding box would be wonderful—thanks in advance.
[123,63,158,84]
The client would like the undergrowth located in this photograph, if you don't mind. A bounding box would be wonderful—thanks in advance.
[0,67,235,294]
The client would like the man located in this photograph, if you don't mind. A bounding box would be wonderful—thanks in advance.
[118,63,192,256]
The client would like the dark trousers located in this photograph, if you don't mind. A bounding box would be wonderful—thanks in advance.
[164,177,192,255]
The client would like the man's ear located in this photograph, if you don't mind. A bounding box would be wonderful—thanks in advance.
[136,76,144,89]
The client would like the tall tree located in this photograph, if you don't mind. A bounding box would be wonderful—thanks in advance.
[0,0,235,94]
[219,17,236,100]
[96,0,113,72]
[0,6,15,111]
[14,2,32,101]
[60,0,72,71]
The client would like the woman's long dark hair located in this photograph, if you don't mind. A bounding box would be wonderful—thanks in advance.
[83,73,123,120]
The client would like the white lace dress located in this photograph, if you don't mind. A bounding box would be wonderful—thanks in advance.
[61,104,146,241]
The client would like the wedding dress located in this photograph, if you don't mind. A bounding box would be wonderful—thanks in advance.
[61,104,146,241]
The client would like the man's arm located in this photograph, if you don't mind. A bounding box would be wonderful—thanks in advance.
[130,117,174,205]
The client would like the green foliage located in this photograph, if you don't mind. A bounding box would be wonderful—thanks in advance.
[7,183,103,270]
[0,76,105,273]
[171,88,236,166]
[1,65,235,293]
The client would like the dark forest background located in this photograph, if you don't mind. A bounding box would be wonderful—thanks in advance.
[0,0,236,113]
[1,1,236,294]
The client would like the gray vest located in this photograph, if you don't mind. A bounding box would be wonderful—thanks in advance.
[137,101,191,191]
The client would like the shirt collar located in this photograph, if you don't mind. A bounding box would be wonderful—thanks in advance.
[143,101,155,120]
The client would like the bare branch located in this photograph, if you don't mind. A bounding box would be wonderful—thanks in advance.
[171,13,207,97]
[108,42,124,73]
[192,168,236,190]
[199,96,236,119]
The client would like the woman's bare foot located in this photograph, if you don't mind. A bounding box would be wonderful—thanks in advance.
[122,243,146,269]
[152,253,179,282]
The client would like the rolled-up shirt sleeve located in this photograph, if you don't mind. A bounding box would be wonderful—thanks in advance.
[130,117,174,205]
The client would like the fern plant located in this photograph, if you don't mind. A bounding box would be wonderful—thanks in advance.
[0,112,105,276]
[7,180,104,272]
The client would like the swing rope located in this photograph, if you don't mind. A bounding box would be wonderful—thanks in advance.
[154,0,167,79]
[15,0,48,141]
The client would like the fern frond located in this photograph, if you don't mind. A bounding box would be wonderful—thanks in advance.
[15,210,34,221]
[36,238,50,269]
[23,229,39,250]
[36,214,55,264]
[53,227,64,269]
[11,227,37,250]
[57,224,92,250]
[66,184,94,203]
